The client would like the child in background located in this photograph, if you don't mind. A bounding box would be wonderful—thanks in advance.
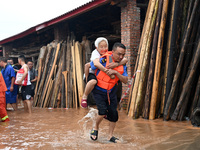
[81,37,127,108]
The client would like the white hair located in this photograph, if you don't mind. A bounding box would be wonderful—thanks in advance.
[94,37,108,48]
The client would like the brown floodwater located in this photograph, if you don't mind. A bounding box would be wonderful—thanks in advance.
[1,106,200,150]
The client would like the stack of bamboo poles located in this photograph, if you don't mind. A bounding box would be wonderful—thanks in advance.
[34,36,90,108]
[126,0,200,122]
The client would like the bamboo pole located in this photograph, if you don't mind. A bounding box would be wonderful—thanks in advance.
[171,38,200,120]
[134,0,159,119]
[143,0,163,119]
[149,0,169,120]
[128,0,157,117]
[164,0,199,120]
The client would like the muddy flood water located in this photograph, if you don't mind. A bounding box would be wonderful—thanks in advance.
[1,106,200,150]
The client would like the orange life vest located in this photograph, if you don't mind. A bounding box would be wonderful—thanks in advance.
[95,52,124,90]
[0,72,7,98]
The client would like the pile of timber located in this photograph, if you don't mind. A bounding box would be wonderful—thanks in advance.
[126,0,200,122]
[34,36,91,108]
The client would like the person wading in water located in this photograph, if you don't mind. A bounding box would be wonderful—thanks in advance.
[90,43,128,143]
[15,55,32,113]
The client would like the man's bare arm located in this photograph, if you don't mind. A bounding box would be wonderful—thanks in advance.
[107,57,128,69]
[10,77,15,92]
[107,69,128,84]
[31,76,38,83]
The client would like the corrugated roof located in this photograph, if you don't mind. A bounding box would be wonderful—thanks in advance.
[0,0,109,45]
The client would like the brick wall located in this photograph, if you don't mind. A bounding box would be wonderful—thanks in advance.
[121,0,140,108]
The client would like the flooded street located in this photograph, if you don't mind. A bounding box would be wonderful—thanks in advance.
[1,107,200,150]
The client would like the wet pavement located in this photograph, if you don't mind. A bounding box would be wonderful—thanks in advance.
[0,106,200,150]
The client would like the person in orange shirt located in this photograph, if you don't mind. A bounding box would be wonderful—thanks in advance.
[0,72,10,122]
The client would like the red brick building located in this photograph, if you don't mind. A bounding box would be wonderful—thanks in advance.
[0,0,148,104]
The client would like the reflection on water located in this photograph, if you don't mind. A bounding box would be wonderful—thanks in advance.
[0,107,200,150]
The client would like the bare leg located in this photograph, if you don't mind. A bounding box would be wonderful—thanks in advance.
[23,101,28,111]
[108,122,120,143]
[31,97,33,107]
[83,79,97,99]
[91,115,104,139]
[108,122,116,139]
[11,103,17,111]
[24,100,32,114]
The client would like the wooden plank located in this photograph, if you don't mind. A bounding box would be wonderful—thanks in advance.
[9,53,40,58]
[71,41,78,108]
[51,51,64,108]
[33,46,47,106]
[39,43,61,106]
[61,42,67,108]
[36,45,54,106]
[75,41,84,107]
[43,79,54,108]
[62,71,68,108]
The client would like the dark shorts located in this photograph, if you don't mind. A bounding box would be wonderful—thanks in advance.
[31,89,34,97]
[92,86,118,122]
[21,85,32,101]
[85,73,97,83]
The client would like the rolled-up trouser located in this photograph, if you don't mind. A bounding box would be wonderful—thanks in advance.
[0,97,9,122]
[93,87,118,122]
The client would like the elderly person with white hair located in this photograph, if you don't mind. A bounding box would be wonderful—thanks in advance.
[81,37,127,108]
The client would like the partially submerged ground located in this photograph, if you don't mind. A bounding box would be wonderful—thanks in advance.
[0,107,200,150]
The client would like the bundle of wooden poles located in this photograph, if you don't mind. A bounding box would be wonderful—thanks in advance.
[33,36,91,108]
[126,0,200,121]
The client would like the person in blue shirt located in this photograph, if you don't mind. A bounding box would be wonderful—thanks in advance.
[0,57,17,111]
[90,43,128,143]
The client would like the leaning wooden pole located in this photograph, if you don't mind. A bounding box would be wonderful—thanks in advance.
[33,46,47,106]
[134,0,159,119]
[143,0,163,119]
[191,74,200,118]
[40,43,61,105]
[128,0,156,117]
[71,41,78,108]
[164,0,199,120]
[171,38,200,120]
[160,0,175,115]
[163,0,181,120]
[149,0,169,120]
[126,0,152,113]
